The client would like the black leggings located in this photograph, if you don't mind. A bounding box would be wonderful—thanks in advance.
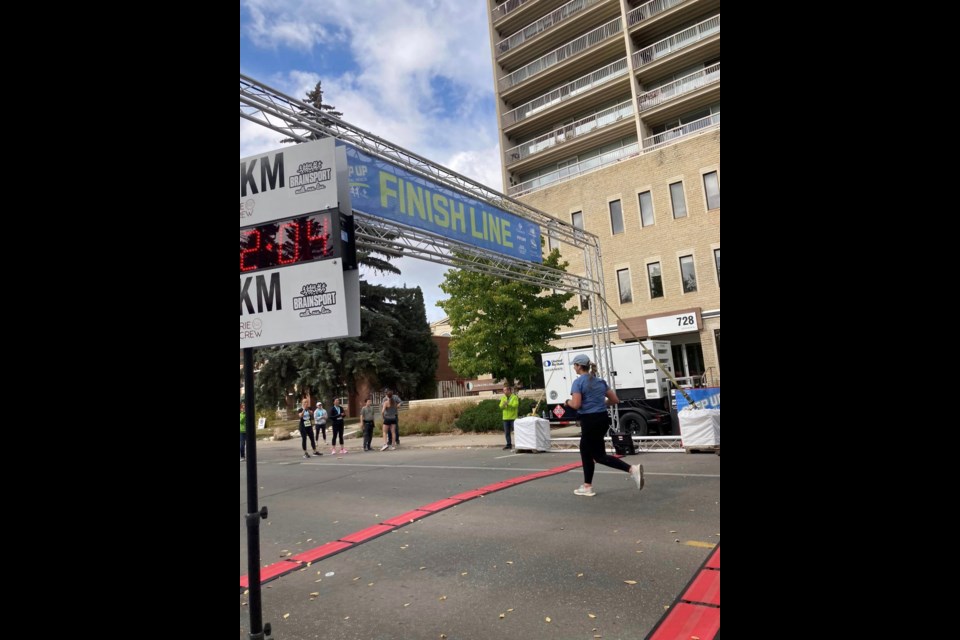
[579,412,630,484]
[332,423,344,446]
[315,423,327,442]
[362,420,374,449]
[300,424,316,451]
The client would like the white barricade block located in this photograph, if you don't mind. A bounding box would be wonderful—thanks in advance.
[678,409,720,447]
[515,416,551,452]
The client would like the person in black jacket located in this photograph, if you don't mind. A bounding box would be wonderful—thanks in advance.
[330,398,346,454]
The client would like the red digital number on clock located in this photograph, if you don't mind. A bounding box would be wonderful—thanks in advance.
[239,212,333,273]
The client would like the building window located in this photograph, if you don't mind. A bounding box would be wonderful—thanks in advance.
[647,262,663,298]
[714,248,720,285]
[609,200,624,235]
[547,230,558,252]
[703,171,720,209]
[617,268,632,303]
[570,211,583,241]
[680,255,697,293]
[580,295,590,310]
[638,191,654,227]
[670,182,687,218]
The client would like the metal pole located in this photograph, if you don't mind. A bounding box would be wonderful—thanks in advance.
[244,347,270,639]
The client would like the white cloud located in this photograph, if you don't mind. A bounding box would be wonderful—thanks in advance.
[447,145,505,192]
[245,2,335,51]
[241,0,507,321]
[239,118,289,160]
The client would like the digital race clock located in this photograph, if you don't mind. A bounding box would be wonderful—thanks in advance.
[240,211,336,273]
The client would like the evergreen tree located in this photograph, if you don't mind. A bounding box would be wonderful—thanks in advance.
[281,80,343,143]
[254,81,438,410]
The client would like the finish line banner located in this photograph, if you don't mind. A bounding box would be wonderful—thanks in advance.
[341,143,542,264]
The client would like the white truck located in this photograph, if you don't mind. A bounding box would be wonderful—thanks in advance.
[540,341,675,435]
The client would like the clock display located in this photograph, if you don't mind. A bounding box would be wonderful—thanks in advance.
[240,211,336,273]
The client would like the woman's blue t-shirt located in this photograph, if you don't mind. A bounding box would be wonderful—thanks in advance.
[571,373,609,414]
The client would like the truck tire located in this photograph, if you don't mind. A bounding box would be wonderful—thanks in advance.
[620,412,649,436]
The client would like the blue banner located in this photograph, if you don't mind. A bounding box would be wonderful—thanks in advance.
[675,387,720,411]
[340,143,542,264]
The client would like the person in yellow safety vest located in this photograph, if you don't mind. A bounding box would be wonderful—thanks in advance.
[499,385,520,450]
[240,401,247,461]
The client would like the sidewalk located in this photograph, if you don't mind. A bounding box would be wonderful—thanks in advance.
[260,425,582,451]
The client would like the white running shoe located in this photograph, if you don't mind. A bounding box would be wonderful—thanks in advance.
[380,444,390,451]
[573,485,596,497]
[630,465,645,491]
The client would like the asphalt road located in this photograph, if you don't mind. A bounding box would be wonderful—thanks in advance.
[240,437,720,639]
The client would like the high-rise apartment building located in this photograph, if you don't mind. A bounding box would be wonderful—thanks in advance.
[486,0,720,387]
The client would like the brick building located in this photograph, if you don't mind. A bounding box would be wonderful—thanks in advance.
[486,0,720,385]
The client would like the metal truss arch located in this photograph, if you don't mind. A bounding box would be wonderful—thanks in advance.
[241,73,622,430]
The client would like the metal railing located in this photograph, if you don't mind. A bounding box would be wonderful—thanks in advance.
[632,14,720,69]
[505,100,634,164]
[627,0,686,27]
[509,141,640,196]
[510,111,720,196]
[493,0,531,21]
[497,0,604,57]
[503,58,628,127]
[637,62,719,112]
[551,435,684,452]
[499,17,622,91]
[643,111,719,150]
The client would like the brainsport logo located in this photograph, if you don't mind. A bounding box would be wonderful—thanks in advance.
[293,282,337,317]
[290,160,332,195]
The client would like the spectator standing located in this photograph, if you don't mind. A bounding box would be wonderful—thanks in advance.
[330,398,346,454]
[359,398,375,451]
[499,385,519,450]
[314,402,328,445]
[240,401,247,461]
[390,390,402,446]
[297,399,322,459]
[380,389,399,451]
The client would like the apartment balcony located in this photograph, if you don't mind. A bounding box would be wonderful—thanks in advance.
[493,0,532,22]
[627,0,720,41]
[496,0,620,66]
[498,16,624,104]
[627,0,686,26]
[504,100,635,168]
[631,14,719,83]
[637,62,719,120]
[508,142,640,196]
[502,58,630,136]
[493,0,571,33]
[641,111,719,152]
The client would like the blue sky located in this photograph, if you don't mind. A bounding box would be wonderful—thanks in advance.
[240,0,504,323]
